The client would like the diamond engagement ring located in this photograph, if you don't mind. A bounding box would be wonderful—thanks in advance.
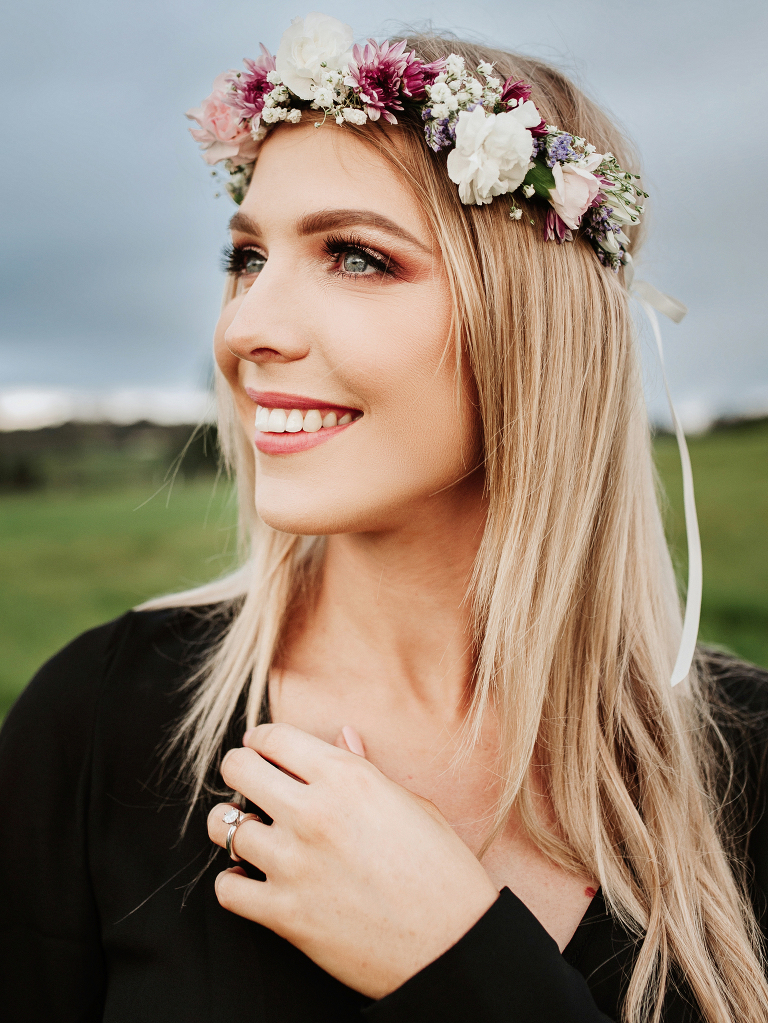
[222,806,261,862]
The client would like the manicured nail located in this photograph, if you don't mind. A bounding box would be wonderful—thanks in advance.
[342,725,366,757]
[242,728,255,746]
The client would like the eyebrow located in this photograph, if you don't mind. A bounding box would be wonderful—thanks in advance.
[228,208,431,253]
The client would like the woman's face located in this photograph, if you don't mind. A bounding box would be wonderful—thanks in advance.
[214,122,483,535]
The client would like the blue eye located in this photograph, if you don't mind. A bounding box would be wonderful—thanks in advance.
[221,244,266,277]
[243,251,266,274]
[342,251,372,274]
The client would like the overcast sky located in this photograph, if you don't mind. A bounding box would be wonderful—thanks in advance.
[2,0,766,425]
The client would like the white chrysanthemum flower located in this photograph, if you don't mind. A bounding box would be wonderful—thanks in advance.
[447,106,535,205]
[342,107,367,125]
[275,13,353,101]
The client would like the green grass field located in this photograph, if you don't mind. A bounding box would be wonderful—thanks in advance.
[1,420,766,718]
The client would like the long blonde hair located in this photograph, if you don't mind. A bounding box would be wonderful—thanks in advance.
[146,37,768,1023]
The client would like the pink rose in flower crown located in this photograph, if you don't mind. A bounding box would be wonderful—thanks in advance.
[186,73,260,166]
[547,153,603,229]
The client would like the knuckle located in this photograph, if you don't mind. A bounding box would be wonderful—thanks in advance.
[220,746,251,787]
[257,722,293,759]
[299,800,331,843]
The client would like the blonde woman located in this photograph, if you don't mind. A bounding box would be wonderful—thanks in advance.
[1,17,766,1023]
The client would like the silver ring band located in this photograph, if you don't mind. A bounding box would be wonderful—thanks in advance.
[222,806,262,862]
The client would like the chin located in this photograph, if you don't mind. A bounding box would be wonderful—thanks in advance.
[253,477,419,536]
[254,484,364,536]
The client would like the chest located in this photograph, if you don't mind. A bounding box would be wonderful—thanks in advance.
[269,676,596,950]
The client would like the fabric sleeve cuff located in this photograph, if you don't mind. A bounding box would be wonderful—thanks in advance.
[361,887,613,1023]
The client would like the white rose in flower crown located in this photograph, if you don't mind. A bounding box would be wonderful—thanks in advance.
[547,153,603,229]
[275,13,354,101]
[447,106,535,206]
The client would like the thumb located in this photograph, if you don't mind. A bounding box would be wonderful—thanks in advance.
[334,725,367,758]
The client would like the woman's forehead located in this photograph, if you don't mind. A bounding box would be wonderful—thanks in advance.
[241,123,428,237]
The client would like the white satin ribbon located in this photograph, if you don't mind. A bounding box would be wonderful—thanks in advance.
[625,265,701,686]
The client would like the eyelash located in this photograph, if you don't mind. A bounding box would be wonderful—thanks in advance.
[221,235,397,280]
[323,234,396,278]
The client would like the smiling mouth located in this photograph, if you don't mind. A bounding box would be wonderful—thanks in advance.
[255,404,362,433]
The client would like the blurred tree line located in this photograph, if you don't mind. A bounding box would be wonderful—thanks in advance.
[0,423,220,492]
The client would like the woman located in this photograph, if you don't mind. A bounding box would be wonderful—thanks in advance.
[1,16,766,1023]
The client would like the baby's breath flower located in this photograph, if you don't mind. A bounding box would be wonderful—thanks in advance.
[261,106,288,123]
[445,54,465,76]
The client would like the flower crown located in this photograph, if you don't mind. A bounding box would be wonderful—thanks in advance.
[186,13,646,271]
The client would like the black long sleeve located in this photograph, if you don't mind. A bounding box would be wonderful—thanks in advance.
[364,887,614,1022]
[1,608,766,1022]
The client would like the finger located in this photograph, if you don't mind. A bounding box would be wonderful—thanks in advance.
[220,746,304,819]
[243,722,349,783]
[339,725,366,757]
[207,802,277,871]
[215,868,281,930]
[407,789,447,825]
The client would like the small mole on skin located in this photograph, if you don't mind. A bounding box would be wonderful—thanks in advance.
[585,886,598,899]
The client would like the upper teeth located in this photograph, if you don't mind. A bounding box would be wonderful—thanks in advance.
[255,406,354,433]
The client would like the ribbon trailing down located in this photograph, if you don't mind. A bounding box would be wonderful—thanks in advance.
[628,274,701,687]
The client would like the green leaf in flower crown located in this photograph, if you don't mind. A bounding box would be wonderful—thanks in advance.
[523,159,556,198]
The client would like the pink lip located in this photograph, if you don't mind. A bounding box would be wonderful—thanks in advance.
[245,389,360,415]
[254,420,357,455]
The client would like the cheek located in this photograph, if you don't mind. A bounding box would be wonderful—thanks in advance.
[254,304,482,535]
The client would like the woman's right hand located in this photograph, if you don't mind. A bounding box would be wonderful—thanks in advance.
[208,722,500,1000]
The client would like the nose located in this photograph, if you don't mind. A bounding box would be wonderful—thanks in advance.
[223,266,311,365]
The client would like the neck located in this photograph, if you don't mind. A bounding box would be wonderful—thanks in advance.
[280,471,487,719]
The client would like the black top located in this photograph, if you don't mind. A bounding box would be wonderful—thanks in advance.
[1,607,766,1022]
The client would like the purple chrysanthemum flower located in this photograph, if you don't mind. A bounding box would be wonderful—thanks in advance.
[545,209,573,244]
[500,77,532,106]
[402,54,447,100]
[346,38,411,124]
[226,45,277,122]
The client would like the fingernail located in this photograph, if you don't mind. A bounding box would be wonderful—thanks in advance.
[342,725,366,757]
[242,728,255,746]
